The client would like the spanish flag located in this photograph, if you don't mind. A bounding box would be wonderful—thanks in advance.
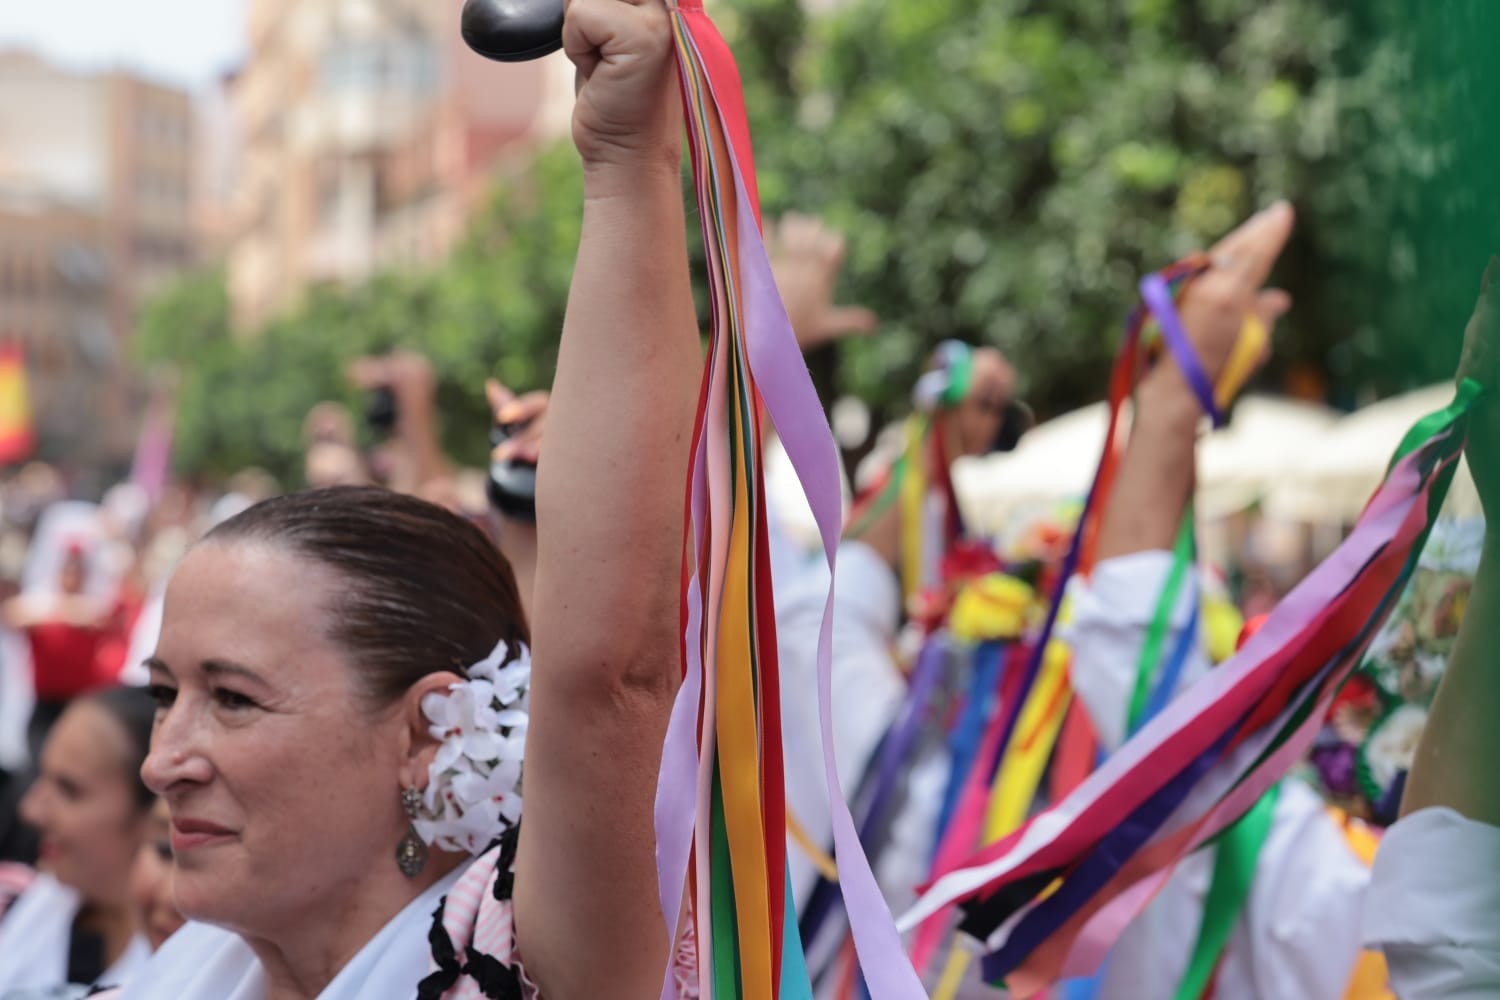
[0,342,35,464]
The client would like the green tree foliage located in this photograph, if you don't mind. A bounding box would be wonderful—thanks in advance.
[1340,1,1500,400]
[740,0,1416,417]
[141,0,1449,480]
[135,144,584,483]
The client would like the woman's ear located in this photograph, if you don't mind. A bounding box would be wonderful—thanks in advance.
[397,671,465,790]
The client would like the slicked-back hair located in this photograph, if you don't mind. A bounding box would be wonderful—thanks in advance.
[204,486,529,708]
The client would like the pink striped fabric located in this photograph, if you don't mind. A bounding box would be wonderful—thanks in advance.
[430,843,700,999]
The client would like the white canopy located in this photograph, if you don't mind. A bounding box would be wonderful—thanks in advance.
[954,394,1340,535]
[1265,384,1479,523]
[770,387,1476,550]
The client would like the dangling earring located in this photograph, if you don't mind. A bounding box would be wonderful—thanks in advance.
[397,786,428,878]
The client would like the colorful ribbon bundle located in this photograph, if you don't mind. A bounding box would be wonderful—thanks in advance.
[897,264,1485,996]
[904,258,1228,992]
[652,4,925,998]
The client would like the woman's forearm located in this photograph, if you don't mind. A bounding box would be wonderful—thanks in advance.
[517,159,701,1000]
[532,168,700,695]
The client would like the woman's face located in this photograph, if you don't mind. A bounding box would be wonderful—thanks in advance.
[951,347,1017,458]
[20,702,148,904]
[141,541,411,937]
[128,798,182,950]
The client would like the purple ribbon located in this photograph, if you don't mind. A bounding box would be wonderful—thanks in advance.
[859,637,950,846]
[1138,272,1224,427]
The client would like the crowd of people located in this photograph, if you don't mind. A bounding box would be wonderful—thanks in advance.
[0,1,1495,998]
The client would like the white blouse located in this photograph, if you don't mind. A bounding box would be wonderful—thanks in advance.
[1365,806,1500,997]
[0,873,150,997]
[117,867,463,1000]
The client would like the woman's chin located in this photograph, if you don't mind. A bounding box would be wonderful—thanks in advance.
[172,874,245,928]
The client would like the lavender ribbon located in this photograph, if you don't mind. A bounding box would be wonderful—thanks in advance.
[736,160,927,999]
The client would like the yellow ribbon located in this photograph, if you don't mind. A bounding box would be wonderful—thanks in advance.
[900,417,928,607]
[786,809,840,884]
[949,574,1035,643]
[1215,314,1269,411]
[983,640,1073,841]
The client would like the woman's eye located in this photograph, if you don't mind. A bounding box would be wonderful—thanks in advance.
[146,685,177,710]
[213,688,258,711]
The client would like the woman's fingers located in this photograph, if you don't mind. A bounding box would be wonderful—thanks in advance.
[499,391,550,427]
[1173,205,1297,387]
[486,378,517,419]
[1254,288,1293,329]
[1206,201,1296,296]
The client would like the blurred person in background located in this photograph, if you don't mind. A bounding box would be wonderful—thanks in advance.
[0,687,157,996]
[4,543,112,766]
[346,350,449,497]
[302,401,371,490]
[126,799,182,953]
[776,334,1023,914]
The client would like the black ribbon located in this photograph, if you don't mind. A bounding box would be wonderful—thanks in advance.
[418,826,527,1000]
[417,902,463,999]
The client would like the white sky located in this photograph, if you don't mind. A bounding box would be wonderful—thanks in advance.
[0,1,249,91]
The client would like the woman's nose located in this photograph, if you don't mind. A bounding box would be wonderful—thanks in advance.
[18,781,47,828]
[141,707,213,794]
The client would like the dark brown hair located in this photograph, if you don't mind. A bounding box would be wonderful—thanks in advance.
[76,685,157,811]
[203,486,529,706]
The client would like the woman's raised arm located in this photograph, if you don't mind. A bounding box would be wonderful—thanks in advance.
[1402,257,1500,825]
[515,1,700,997]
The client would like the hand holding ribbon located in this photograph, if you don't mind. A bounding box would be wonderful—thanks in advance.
[1139,203,1293,431]
[565,0,683,183]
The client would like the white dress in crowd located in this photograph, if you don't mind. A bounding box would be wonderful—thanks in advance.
[774,543,1373,999]
[0,872,150,998]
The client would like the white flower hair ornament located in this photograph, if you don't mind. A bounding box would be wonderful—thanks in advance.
[414,639,531,855]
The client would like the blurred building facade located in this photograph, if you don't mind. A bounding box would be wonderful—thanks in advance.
[0,50,196,468]
[224,0,572,331]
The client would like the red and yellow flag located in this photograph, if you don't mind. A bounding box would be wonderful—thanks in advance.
[0,342,35,464]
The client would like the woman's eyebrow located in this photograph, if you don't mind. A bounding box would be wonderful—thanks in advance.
[144,656,174,679]
[202,659,271,686]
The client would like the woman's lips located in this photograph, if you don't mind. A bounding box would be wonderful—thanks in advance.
[169,818,236,853]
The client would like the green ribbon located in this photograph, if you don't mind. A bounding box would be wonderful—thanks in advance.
[847,452,907,539]
[1388,378,1484,474]
[942,344,975,408]
[1127,505,1197,734]
[1172,783,1281,1000]
[710,769,742,997]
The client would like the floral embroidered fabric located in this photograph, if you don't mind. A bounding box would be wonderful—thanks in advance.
[420,826,700,1000]
[1303,517,1483,824]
